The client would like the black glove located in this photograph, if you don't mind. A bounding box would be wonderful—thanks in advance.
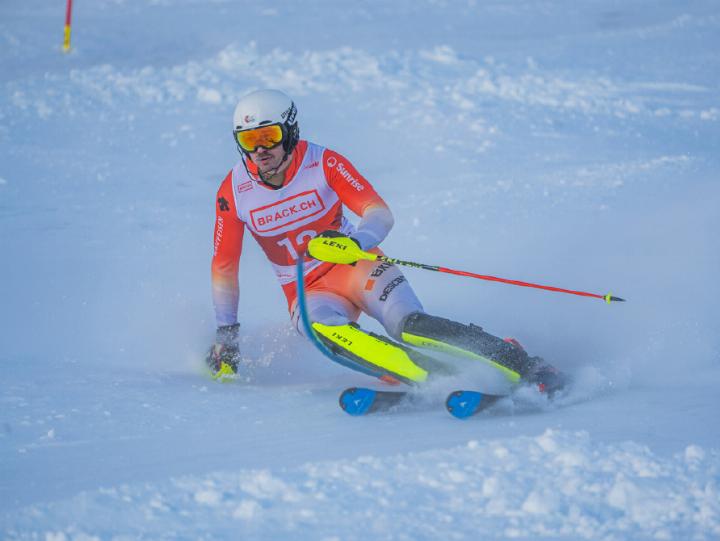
[205,323,240,377]
[310,230,362,265]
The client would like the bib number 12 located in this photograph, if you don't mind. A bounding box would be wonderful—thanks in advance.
[277,229,317,260]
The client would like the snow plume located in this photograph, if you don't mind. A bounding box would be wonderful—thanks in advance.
[3,430,718,540]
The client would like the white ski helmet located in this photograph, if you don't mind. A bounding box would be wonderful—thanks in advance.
[232,89,299,154]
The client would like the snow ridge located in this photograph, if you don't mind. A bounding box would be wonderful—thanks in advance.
[4,430,718,540]
[5,42,716,126]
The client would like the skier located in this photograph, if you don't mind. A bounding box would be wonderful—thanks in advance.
[208,88,565,393]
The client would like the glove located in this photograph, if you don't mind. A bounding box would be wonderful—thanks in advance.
[205,323,240,378]
[307,230,369,265]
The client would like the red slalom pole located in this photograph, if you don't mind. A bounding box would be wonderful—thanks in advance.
[63,0,73,53]
[375,255,626,304]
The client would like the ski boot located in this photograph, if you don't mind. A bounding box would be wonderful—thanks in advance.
[503,337,567,396]
[524,358,568,396]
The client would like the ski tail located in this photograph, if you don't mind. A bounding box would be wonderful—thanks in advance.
[445,390,504,419]
[339,387,408,416]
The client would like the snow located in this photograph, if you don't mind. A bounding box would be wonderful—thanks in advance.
[4,431,719,540]
[1,0,719,539]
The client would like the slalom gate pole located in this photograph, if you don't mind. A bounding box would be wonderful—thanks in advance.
[63,0,73,53]
[308,237,625,304]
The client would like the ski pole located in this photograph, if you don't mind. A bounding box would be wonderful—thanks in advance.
[376,254,625,303]
[307,237,625,304]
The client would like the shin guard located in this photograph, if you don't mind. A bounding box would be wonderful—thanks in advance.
[312,322,440,385]
[400,313,532,383]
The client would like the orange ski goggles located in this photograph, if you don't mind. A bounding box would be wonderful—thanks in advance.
[234,124,284,152]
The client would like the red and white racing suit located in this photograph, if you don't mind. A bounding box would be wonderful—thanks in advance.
[211,140,423,339]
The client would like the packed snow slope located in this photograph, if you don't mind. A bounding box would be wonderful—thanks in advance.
[1,0,719,539]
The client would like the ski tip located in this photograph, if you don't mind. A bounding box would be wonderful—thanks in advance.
[604,293,626,303]
[339,387,378,416]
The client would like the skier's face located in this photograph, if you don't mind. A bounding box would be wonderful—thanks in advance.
[250,143,286,174]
